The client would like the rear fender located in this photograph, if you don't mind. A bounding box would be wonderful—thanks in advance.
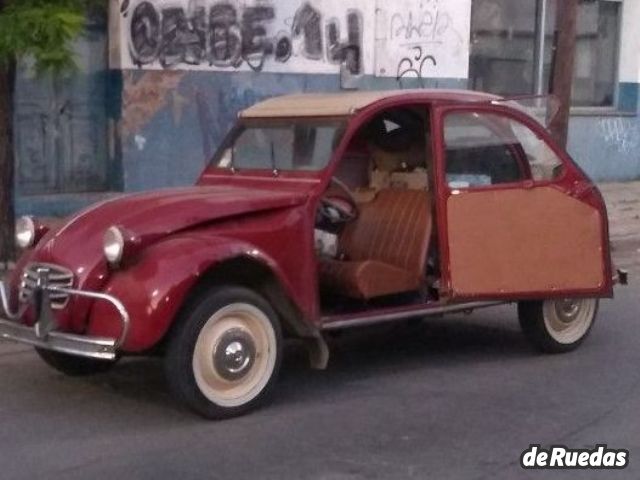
[86,235,303,352]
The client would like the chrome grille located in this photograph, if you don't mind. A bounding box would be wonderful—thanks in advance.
[19,263,74,310]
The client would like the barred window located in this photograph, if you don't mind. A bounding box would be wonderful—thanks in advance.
[469,0,621,108]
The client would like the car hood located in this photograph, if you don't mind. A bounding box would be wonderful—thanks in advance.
[34,185,308,269]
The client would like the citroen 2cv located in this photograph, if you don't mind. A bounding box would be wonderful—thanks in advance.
[0,90,626,418]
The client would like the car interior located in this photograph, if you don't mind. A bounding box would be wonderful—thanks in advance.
[314,106,439,315]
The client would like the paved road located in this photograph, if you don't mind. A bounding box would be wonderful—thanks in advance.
[1,270,638,480]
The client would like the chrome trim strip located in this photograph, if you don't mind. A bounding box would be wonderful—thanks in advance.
[0,281,27,320]
[321,301,506,331]
[44,285,130,348]
[0,318,117,360]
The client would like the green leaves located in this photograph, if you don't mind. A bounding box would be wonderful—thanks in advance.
[0,0,99,74]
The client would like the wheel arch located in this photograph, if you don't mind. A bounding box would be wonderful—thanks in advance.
[173,255,318,341]
[87,234,327,367]
[162,254,329,370]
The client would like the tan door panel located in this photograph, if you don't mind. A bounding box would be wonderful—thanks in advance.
[447,186,605,296]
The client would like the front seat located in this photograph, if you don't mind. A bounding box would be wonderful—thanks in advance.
[320,189,432,299]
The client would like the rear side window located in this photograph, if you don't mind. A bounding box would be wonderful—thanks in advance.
[510,121,565,181]
[443,111,565,188]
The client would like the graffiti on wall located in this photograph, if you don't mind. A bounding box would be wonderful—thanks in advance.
[599,118,640,155]
[375,0,471,80]
[120,0,374,75]
[119,0,471,78]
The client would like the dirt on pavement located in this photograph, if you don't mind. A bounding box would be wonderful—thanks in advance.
[600,181,640,272]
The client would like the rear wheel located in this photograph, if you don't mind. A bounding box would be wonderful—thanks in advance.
[35,348,117,376]
[165,286,282,419]
[518,298,598,353]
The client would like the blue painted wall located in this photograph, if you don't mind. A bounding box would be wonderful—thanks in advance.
[119,72,466,192]
[564,81,640,182]
[568,114,640,182]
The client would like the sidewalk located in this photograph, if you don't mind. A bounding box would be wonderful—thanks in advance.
[600,181,640,271]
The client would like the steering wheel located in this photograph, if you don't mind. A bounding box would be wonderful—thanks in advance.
[319,177,359,225]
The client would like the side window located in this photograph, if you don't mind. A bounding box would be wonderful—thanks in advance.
[444,112,525,187]
[510,122,564,181]
[443,111,564,188]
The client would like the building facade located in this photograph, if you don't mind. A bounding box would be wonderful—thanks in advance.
[13,0,640,216]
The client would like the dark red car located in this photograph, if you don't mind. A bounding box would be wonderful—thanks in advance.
[0,90,626,419]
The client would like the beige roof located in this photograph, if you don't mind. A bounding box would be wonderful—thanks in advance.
[240,89,497,119]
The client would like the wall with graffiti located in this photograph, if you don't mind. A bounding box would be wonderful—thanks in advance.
[118,0,471,80]
[375,0,470,80]
[112,0,475,193]
[112,2,640,194]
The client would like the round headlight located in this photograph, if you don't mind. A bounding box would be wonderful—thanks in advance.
[15,216,36,249]
[103,226,125,265]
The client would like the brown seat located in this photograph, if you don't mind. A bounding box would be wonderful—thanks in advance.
[320,189,432,299]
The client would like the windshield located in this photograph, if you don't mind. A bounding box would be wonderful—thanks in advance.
[215,119,346,172]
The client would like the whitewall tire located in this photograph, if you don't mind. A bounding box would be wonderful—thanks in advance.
[518,298,599,353]
[165,286,282,419]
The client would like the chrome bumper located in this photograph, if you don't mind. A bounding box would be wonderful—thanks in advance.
[0,278,129,361]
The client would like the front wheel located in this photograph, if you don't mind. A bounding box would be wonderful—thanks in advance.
[518,298,599,353]
[165,286,282,419]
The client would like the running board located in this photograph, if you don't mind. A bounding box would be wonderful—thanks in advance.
[321,301,506,331]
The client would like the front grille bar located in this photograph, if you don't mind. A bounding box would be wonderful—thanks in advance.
[19,263,74,310]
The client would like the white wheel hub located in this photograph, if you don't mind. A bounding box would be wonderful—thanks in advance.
[193,303,277,408]
[543,298,597,345]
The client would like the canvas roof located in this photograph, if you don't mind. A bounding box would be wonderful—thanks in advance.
[240,89,498,119]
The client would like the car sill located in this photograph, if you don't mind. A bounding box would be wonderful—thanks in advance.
[321,301,506,331]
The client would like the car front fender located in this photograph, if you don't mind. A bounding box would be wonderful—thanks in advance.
[86,234,300,353]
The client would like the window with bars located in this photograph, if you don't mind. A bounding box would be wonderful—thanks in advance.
[469,0,621,108]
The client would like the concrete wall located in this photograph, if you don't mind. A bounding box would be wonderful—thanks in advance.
[566,0,640,182]
[119,72,466,192]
